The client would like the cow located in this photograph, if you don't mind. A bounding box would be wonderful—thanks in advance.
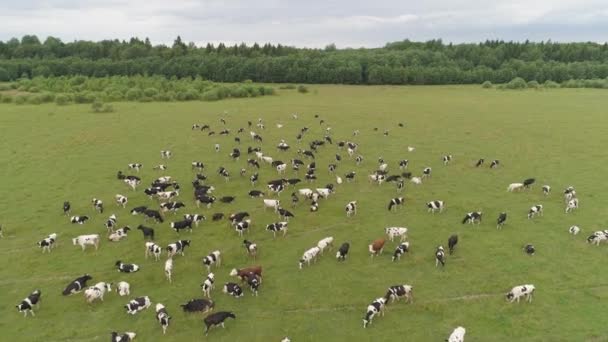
[528,205,543,219]
[128,163,142,172]
[507,183,524,192]
[167,240,191,257]
[230,266,263,283]
[566,198,579,213]
[248,190,265,198]
[266,221,288,238]
[447,326,466,342]
[427,200,444,213]
[384,285,413,304]
[369,238,385,258]
[363,297,386,328]
[181,298,214,314]
[263,199,280,212]
[130,206,147,215]
[105,214,118,232]
[203,250,221,271]
[278,207,295,221]
[145,242,162,261]
[506,284,535,303]
[448,234,458,255]
[153,164,167,171]
[523,178,535,188]
[587,231,608,246]
[524,244,535,255]
[116,261,140,273]
[233,219,251,236]
[161,201,186,214]
[443,155,452,165]
[399,160,409,170]
[160,150,172,159]
[125,296,151,314]
[435,246,446,267]
[170,219,193,233]
[37,233,57,253]
[92,198,104,213]
[108,226,131,242]
[564,186,576,202]
[422,167,432,178]
[299,246,321,269]
[392,242,410,261]
[317,237,334,254]
[155,303,171,334]
[212,213,224,221]
[223,283,244,298]
[475,159,484,167]
[346,201,357,217]
[497,212,507,229]
[569,225,581,235]
[385,227,408,242]
[388,197,405,211]
[63,201,71,216]
[70,216,89,224]
[165,258,173,283]
[204,311,236,335]
[196,195,216,209]
[117,281,130,296]
[16,290,41,317]
[490,160,500,168]
[462,212,482,224]
[62,274,93,295]
[84,282,112,303]
[111,332,136,342]
[243,240,258,259]
[137,225,155,240]
[143,209,164,223]
[192,161,205,171]
[183,214,205,227]
[201,273,215,298]
[250,172,259,186]
[72,234,99,251]
[542,185,551,196]
[336,242,350,261]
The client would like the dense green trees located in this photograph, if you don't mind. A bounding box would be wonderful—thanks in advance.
[2,36,608,85]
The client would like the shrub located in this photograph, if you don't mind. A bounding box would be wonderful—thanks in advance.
[125,88,143,101]
[14,95,30,104]
[505,77,527,89]
[91,100,103,112]
[279,84,297,89]
[527,80,539,89]
[73,92,95,104]
[27,95,43,105]
[1,95,13,103]
[297,85,309,93]
[55,94,70,105]
[543,80,559,88]
[0,83,12,91]
[230,86,249,98]
[481,81,493,88]
[263,87,276,95]
[143,87,159,98]
[38,92,55,103]
[102,104,114,112]
[202,89,220,101]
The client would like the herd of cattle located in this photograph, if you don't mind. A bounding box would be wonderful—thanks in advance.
[12,113,592,341]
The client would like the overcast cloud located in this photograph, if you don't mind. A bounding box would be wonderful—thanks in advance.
[1,0,608,47]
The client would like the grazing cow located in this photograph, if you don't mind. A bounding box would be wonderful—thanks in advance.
[196,195,216,209]
[212,213,224,221]
[223,283,244,298]
[128,163,142,172]
[192,161,205,171]
[346,201,357,217]
[230,266,263,282]
[183,214,205,227]
[63,201,71,216]
[154,164,167,171]
[156,303,171,334]
[422,167,432,178]
[496,212,507,229]
[316,187,333,198]
[130,206,147,215]
[137,225,155,240]
[587,231,608,245]
[229,212,250,224]
[369,174,385,185]
[165,258,173,283]
[234,219,251,236]
[204,312,236,335]
[506,284,535,303]
[564,186,576,202]
[157,191,179,201]
[145,242,162,261]
[161,201,186,214]
[475,159,485,167]
[84,282,112,303]
[117,281,130,296]
[37,233,57,253]
[385,227,408,242]
[566,198,579,213]
[92,198,104,213]
[220,196,236,204]
[263,199,280,211]
[111,332,136,342]
[125,296,151,315]
[203,250,222,271]
[108,226,131,242]
[427,200,444,213]
[362,297,386,328]
[392,242,410,261]
[243,240,258,259]
[507,183,524,192]
[399,160,409,169]
[299,246,321,269]
[245,272,261,296]
[388,197,405,211]
[278,207,295,220]
[490,159,500,168]
[160,150,172,159]
[298,188,314,197]
[16,290,41,317]
[72,234,100,251]
[384,285,413,303]
[62,274,93,295]
[248,190,264,198]
[528,205,543,219]
[447,326,466,342]
[70,216,89,224]
[369,238,386,258]
[105,214,118,232]
[435,246,446,267]
[443,155,452,165]
[116,260,140,273]
[171,219,193,233]
[124,178,141,191]
[542,185,551,195]
[569,225,581,235]
[396,180,405,192]
[355,155,363,164]
[143,209,164,223]
[167,240,191,257]
[181,298,215,314]
[524,244,535,255]
[336,242,350,261]
[523,178,535,188]
[448,234,458,255]
[266,221,288,238]
[462,212,482,224]
[201,273,215,297]
[317,237,334,254]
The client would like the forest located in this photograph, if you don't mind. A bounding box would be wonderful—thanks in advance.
[2,35,608,85]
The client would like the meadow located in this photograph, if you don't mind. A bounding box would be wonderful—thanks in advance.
[1,85,608,341]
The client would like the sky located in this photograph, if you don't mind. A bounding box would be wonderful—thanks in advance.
[1,0,608,48]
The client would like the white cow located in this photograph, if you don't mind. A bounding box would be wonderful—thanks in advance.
[117,281,130,297]
[72,234,100,251]
[299,247,321,269]
[385,227,408,242]
[506,284,535,303]
[568,226,581,235]
[263,199,280,211]
[84,282,112,303]
[507,183,524,192]
[298,188,313,197]
[447,326,466,342]
[165,258,173,283]
[317,237,334,254]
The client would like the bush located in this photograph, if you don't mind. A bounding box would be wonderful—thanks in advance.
[279,84,297,89]
[481,81,493,88]
[27,95,43,104]
[125,88,143,101]
[297,85,309,93]
[263,87,276,95]
[202,89,220,101]
[14,95,30,104]
[543,80,560,88]
[55,94,70,105]
[38,92,55,103]
[102,104,114,112]
[527,80,540,89]
[230,86,249,98]
[156,91,175,102]
[505,77,527,89]
[143,87,159,98]
[0,83,11,91]
[1,95,13,103]
[91,100,103,112]
[73,92,95,104]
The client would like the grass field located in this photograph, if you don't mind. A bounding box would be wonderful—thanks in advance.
[2,85,608,342]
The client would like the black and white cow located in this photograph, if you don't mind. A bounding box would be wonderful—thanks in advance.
[475,158,485,167]
[435,246,446,267]
[192,161,205,171]
[542,185,551,196]
[108,226,131,242]
[184,214,206,226]
[154,164,168,171]
[62,274,93,295]
[160,201,186,214]
[125,296,151,315]
[145,242,162,261]
[204,311,236,335]
[336,242,350,261]
[233,219,251,236]
[116,261,140,273]
[70,216,89,224]
[202,250,221,271]
[266,222,288,238]
[37,233,57,253]
[250,172,259,186]
[277,207,295,220]
[92,198,104,213]
[248,190,264,198]
[524,244,535,255]
[448,234,458,255]
[105,214,118,232]
[490,159,500,168]
[155,303,171,334]
[388,197,405,211]
[167,240,191,257]
[427,200,444,213]
[223,283,244,298]
[528,205,543,219]
[16,289,41,317]
[566,198,579,213]
[462,212,482,224]
[181,298,215,314]
[523,178,536,188]
[201,273,215,298]
[363,297,386,328]
[84,282,112,303]
[218,167,230,181]
[63,201,71,216]
[195,195,216,208]
[128,163,142,172]
[131,206,147,215]
[384,285,413,303]
[72,234,100,251]
[497,212,507,229]
[143,209,164,223]
[399,160,409,170]
[243,240,257,259]
[160,150,172,159]
[422,167,432,178]
[506,284,535,303]
[111,332,136,342]
[392,242,410,261]
[246,273,261,296]
[137,225,155,240]
[442,154,452,165]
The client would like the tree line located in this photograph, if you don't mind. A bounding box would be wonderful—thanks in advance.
[2,35,608,85]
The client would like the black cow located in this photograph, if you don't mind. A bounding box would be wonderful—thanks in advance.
[137,225,155,240]
[62,274,92,295]
[336,242,350,261]
[448,234,458,255]
[170,219,193,233]
[63,201,71,216]
[181,298,215,313]
[143,209,164,223]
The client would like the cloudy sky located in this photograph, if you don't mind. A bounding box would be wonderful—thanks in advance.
[1,0,608,48]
